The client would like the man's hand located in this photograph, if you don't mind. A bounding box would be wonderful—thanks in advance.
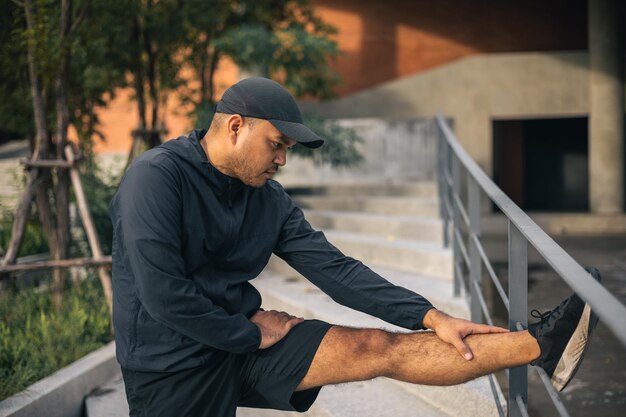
[250,309,304,349]
[422,308,509,360]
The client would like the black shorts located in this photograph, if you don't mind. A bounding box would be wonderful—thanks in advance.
[121,319,332,417]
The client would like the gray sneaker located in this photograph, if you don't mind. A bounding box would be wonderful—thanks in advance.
[528,266,601,392]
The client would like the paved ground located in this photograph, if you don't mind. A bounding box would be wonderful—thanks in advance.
[482,233,626,417]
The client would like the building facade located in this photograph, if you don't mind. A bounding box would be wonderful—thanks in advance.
[96,0,624,214]
[304,0,624,214]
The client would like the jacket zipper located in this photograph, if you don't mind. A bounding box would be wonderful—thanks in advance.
[227,178,233,208]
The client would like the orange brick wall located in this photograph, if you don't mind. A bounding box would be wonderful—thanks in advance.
[92,57,240,155]
[312,0,587,95]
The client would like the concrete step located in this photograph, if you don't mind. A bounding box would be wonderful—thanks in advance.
[83,354,449,417]
[263,260,466,319]
[294,196,440,218]
[83,358,449,417]
[254,270,504,417]
[304,209,444,244]
[84,366,450,417]
[85,375,128,417]
[287,182,438,198]
[239,379,449,417]
[322,230,452,280]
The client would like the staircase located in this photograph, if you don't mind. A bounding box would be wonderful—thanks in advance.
[241,181,505,417]
[84,181,504,417]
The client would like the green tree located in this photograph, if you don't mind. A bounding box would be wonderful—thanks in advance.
[0,0,361,277]
[178,0,361,167]
[0,0,125,310]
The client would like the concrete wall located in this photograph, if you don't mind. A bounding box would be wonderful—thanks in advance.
[302,51,590,176]
[276,118,439,186]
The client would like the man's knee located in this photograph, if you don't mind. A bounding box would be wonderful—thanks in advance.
[337,327,398,372]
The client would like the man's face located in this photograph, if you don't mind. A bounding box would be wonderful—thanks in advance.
[226,119,297,188]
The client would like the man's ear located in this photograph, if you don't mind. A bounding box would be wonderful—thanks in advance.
[226,114,243,145]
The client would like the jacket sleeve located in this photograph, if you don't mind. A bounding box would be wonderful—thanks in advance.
[273,196,435,330]
[115,160,261,353]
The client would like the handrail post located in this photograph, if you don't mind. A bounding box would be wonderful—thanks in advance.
[468,176,482,322]
[438,129,449,247]
[451,154,461,297]
[508,221,528,417]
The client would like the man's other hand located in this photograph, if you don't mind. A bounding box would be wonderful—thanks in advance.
[251,309,304,349]
[422,308,509,360]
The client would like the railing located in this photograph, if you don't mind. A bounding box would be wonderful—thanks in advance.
[435,114,626,417]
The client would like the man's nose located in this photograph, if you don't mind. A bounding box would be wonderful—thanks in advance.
[274,149,287,166]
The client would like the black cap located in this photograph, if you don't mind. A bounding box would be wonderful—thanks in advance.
[215,77,324,148]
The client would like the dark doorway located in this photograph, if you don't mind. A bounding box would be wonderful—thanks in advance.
[493,117,589,212]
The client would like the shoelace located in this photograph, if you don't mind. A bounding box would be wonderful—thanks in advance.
[530,309,553,323]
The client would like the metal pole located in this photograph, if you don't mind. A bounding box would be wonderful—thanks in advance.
[452,155,462,297]
[508,220,528,417]
[469,175,482,322]
[437,129,445,243]
[440,130,450,248]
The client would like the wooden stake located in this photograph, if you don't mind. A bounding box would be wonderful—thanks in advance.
[65,145,113,314]
[0,256,111,274]
[21,159,73,168]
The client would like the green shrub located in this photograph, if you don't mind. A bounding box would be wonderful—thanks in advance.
[294,115,363,167]
[0,273,112,401]
[0,214,49,258]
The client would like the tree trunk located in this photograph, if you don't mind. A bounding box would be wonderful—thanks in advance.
[144,30,160,147]
[207,49,220,104]
[55,0,71,260]
[52,0,73,305]
[125,15,148,169]
[35,171,62,307]
[24,0,56,258]
[3,0,52,274]
[23,0,48,162]
[144,0,162,150]
[24,0,62,308]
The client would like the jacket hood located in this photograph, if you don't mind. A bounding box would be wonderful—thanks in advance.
[159,129,246,206]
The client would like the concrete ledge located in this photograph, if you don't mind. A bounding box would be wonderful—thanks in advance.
[0,341,119,417]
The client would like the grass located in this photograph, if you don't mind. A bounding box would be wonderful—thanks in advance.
[0,273,112,401]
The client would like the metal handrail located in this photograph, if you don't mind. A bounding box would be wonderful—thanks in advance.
[435,113,626,417]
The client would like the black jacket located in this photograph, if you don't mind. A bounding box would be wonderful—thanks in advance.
[109,129,434,372]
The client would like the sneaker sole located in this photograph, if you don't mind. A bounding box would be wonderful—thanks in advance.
[550,303,599,391]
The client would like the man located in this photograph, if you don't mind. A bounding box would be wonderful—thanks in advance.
[109,77,600,417]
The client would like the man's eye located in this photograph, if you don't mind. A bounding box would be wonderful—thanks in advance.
[271,142,280,149]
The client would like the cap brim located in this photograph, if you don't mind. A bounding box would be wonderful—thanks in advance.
[269,119,324,149]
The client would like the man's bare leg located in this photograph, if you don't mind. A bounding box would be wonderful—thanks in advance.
[297,327,540,390]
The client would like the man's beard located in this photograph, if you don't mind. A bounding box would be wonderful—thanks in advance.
[225,149,274,188]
